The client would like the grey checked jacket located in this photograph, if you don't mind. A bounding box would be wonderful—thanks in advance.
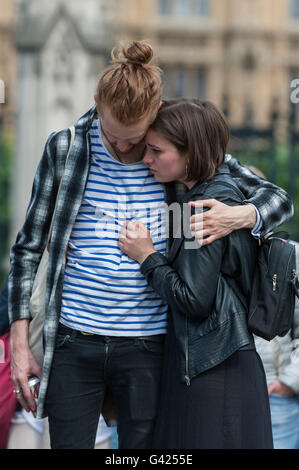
[8,105,294,418]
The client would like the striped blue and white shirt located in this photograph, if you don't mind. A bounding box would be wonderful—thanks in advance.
[60,119,168,336]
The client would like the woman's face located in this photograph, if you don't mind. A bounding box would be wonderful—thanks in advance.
[144,129,192,186]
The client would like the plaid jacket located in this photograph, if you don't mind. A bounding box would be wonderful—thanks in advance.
[8,105,294,418]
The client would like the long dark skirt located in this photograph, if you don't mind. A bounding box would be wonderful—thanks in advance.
[152,320,273,449]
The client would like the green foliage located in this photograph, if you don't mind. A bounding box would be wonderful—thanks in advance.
[0,134,13,285]
[230,142,299,241]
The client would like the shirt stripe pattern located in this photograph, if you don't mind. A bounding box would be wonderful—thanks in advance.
[60,119,168,336]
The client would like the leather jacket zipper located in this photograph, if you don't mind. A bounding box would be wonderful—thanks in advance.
[185,316,191,386]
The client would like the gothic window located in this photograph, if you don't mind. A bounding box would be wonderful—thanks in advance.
[197,70,206,99]
[176,69,184,96]
[196,0,209,16]
[291,0,299,18]
[163,67,206,99]
[158,0,209,16]
[174,0,189,16]
[0,80,5,104]
[52,28,74,83]
[158,0,168,14]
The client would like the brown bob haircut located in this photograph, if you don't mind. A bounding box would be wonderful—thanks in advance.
[149,99,230,183]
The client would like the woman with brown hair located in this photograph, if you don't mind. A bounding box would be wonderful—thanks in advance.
[10,39,289,448]
[119,100,274,449]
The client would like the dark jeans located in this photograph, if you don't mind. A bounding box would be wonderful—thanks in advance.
[45,324,164,449]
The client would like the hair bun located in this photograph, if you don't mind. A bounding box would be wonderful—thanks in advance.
[113,41,154,66]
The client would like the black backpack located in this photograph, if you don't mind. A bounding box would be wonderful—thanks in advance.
[248,231,299,341]
[210,174,299,341]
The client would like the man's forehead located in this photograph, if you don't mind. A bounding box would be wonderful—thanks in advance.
[101,106,150,138]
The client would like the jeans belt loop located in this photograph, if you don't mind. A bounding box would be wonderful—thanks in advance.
[70,329,78,342]
[139,334,165,343]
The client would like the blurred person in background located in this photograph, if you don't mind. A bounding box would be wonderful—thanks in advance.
[0,282,17,449]
[8,40,293,449]
[0,282,9,337]
[6,410,113,449]
[247,166,299,449]
[0,281,113,449]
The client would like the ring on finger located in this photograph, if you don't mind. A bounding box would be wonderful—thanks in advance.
[13,389,22,395]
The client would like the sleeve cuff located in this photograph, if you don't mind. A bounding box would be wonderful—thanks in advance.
[140,252,169,278]
[246,203,263,239]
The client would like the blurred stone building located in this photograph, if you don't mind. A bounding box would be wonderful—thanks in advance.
[4,0,299,140]
[3,0,299,240]
[0,0,16,134]
[113,0,299,136]
[10,0,116,239]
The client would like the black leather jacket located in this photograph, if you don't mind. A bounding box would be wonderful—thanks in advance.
[141,167,257,384]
